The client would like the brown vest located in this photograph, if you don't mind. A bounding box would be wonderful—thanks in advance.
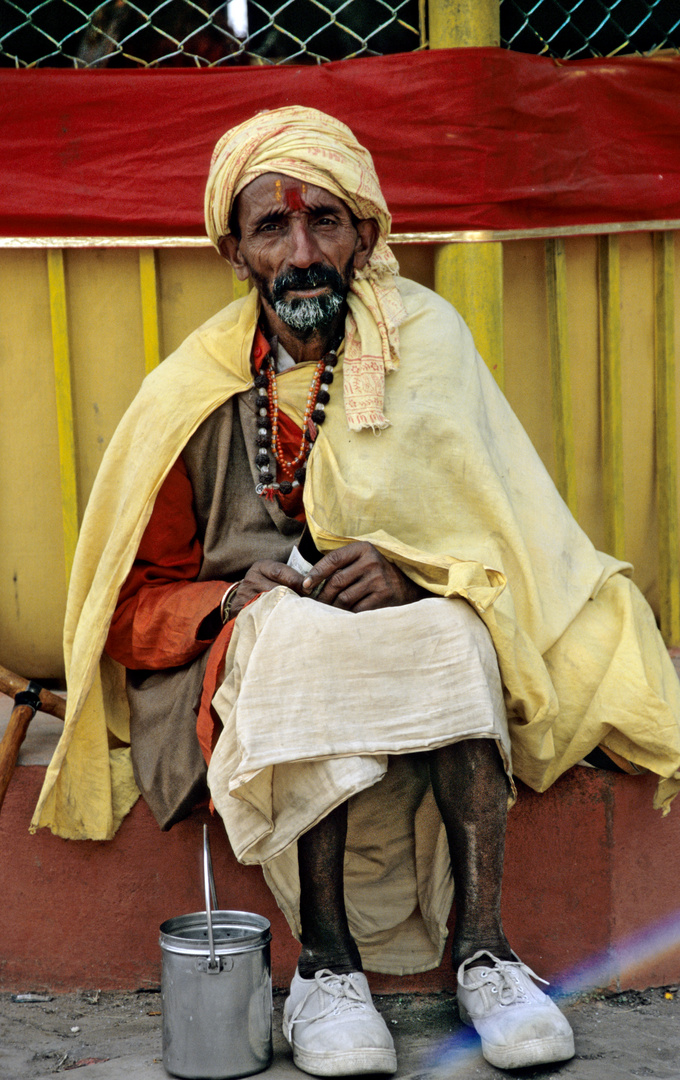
[127,389,305,830]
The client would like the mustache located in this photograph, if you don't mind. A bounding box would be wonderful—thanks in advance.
[272,264,346,302]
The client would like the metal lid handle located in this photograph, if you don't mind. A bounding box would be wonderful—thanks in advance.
[203,824,219,970]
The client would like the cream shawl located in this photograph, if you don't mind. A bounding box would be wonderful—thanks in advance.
[32,279,680,839]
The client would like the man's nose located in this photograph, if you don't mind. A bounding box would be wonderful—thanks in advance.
[288,219,322,268]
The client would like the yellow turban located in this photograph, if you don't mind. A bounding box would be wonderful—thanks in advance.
[205,107,391,266]
[204,106,405,430]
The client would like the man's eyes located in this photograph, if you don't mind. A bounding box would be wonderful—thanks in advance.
[257,215,341,233]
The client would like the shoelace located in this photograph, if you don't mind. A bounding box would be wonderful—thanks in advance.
[288,970,369,1029]
[466,960,549,1008]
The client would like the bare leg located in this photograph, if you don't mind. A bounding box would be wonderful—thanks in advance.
[296,739,510,976]
[286,805,397,1075]
[297,801,363,978]
[429,739,513,968]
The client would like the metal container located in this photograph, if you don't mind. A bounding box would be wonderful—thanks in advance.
[160,827,273,1079]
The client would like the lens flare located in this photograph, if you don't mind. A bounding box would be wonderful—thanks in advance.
[553,909,680,998]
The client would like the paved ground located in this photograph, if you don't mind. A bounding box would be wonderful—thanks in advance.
[2,983,680,1080]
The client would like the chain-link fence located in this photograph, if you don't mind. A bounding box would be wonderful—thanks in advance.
[0,0,678,67]
[503,0,680,58]
[0,0,424,67]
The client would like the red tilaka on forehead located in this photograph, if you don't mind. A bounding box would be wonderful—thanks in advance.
[283,186,308,212]
[272,177,310,212]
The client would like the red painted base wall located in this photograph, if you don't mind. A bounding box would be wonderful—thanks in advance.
[2,766,679,994]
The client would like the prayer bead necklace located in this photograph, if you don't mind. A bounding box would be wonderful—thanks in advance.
[254,344,338,500]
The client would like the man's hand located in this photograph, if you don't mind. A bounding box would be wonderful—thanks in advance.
[230,560,305,618]
[301,541,424,612]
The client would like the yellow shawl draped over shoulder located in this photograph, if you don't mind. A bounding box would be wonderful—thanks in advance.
[32,278,680,840]
[32,292,259,838]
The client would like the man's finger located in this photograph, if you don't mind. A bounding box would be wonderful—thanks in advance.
[315,563,373,607]
[264,563,305,588]
[302,543,366,592]
[305,554,370,606]
[229,561,307,619]
[245,561,306,594]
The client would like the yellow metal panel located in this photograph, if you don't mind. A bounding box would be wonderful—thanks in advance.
[434,242,504,388]
[65,249,149,514]
[139,248,161,374]
[598,235,625,559]
[156,247,236,357]
[618,232,657,606]
[0,251,66,676]
[502,239,555,475]
[654,232,680,645]
[427,0,500,48]
[391,243,435,292]
[545,238,578,517]
[561,238,604,550]
[47,249,79,586]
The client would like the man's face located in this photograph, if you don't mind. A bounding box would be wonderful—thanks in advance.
[221,173,377,340]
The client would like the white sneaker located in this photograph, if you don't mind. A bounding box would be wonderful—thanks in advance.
[282,968,397,1077]
[456,951,575,1070]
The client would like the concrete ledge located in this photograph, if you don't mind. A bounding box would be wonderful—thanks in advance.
[2,764,679,995]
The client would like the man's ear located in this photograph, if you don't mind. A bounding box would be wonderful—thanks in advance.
[353,219,379,272]
[219,235,250,281]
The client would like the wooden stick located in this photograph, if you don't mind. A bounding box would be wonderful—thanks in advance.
[0,703,38,812]
[0,668,66,813]
[0,664,66,721]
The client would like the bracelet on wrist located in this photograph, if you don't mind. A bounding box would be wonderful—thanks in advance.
[219,581,242,624]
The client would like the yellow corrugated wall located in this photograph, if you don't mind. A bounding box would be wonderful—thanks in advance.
[0,235,678,678]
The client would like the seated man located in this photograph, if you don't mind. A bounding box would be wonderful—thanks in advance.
[33,107,680,1075]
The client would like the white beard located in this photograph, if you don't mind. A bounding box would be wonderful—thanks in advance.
[274,291,344,333]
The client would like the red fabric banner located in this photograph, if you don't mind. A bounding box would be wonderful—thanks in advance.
[1,48,679,237]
